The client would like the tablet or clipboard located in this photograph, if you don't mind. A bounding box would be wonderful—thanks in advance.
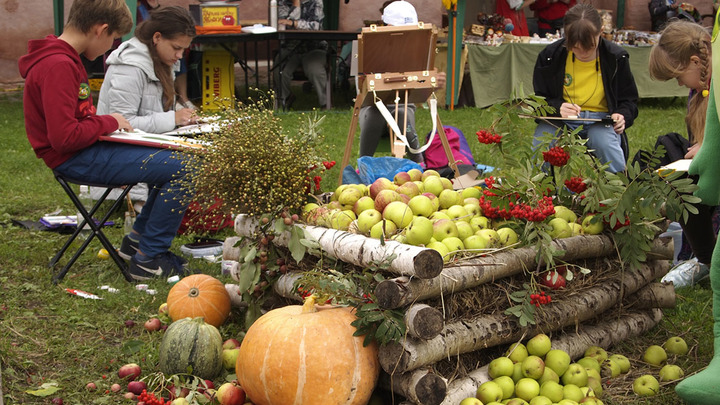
[99,130,208,150]
[519,114,615,125]
[657,159,691,175]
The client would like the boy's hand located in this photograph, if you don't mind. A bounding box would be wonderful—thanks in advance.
[111,113,133,132]
[611,113,625,134]
[175,108,197,126]
[559,102,581,118]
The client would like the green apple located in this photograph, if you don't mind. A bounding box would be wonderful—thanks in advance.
[477,228,501,248]
[515,378,541,402]
[423,193,441,210]
[632,374,660,396]
[383,201,414,229]
[521,355,546,380]
[405,216,434,246]
[374,189,403,213]
[539,380,564,403]
[458,397,483,405]
[357,209,382,234]
[393,171,412,185]
[642,345,667,367]
[497,227,520,247]
[583,346,608,363]
[601,359,622,379]
[349,183,367,196]
[370,219,397,239]
[440,177,454,190]
[426,241,451,262]
[470,216,491,232]
[338,187,363,207]
[441,236,465,252]
[221,347,240,370]
[408,195,436,217]
[407,168,423,181]
[352,196,375,216]
[438,189,463,209]
[568,222,583,236]
[557,400,581,405]
[429,210,450,221]
[506,342,529,364]
[553,206,578,223]
[413,180,425,193]
[537,366,560,385]
[586,376,603,397]
[447,204,470,221]
[505,399,530,405]
[562,383,584,402]
[489,357,516,378]
[456,221,475,241]
[608,354,630,373]
[511,362,525,383]
[333,184,348,200]
[547,217,572,239]
[493,375,516,399]
[421,169,441,180]
[527,333,552,358]
[461,187,482,199]
[581,214,604,235]
[463,234,490,250]
[390,233,407,243]
[585,367,601,382]
[330,210,356,231]
[171,398,191,405]
[576,357,600,374]
[476,380,504,404]
[464,203,482,217]
[529,395,553,405]
[561,363,588,387]
[422,175,445,196]
[432,218,459,241]
[659,364,684,381]
[396,181,421,198]
[664,336,689,355]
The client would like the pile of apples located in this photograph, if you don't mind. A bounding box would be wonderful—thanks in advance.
[303,169,603,261]
[459,333,690,405]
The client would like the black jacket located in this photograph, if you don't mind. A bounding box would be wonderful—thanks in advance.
[532,38,639,130]
[649,0,677,32]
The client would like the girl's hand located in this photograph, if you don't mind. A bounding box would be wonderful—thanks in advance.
[110,113,133,132]
[175,108,197,126]
[685,142,701,159]
[611,113,625,134]
[559,102,581,118]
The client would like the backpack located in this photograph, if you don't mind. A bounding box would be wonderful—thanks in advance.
[423,126,476,175]
[631,132,689,171]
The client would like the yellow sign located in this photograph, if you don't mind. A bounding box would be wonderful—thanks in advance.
[201,5,239,27]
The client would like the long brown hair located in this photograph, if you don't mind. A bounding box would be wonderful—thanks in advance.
[649,20,711,144]
[563,4,602,51]
[135,6,196,111]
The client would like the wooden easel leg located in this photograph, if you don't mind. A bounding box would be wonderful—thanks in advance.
[435,114,460,179]
[339,89,367,185]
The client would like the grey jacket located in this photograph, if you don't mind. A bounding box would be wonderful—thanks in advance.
[97,37,179,133]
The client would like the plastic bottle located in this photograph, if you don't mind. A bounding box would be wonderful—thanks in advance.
[269,0,278,29]
[77,185,93,239]
[123,211,135,236]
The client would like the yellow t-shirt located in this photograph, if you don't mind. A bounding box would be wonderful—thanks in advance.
[563,51,608,113]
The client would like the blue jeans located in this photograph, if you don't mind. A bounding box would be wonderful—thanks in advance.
[533,111,626,172]
[55,142,191,257]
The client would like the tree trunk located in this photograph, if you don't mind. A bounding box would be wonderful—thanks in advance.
[378,260,669,374]
[375,235,672,309]
[234,214,444,279]
[406,304,445,340]
[380,369,448,405]
[623,282,675,310]
[439,308,663,405]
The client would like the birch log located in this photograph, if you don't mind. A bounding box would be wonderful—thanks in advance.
[439,308,664,404]
[378,260,669,374]
[376,235,673,309]
[272,272,304,301]
[222,236,242,261]
[380,369,448,405]
[405,304,445,340]
[622,282,676,310]
[234,214,443,279]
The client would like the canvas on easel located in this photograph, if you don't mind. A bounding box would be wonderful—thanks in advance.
[339,23,459,184]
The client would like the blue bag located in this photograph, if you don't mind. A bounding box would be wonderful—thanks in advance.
[342,156,422,185]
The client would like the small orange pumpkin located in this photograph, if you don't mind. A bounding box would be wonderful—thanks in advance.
[236,296,380,405]
[167,274,231,328]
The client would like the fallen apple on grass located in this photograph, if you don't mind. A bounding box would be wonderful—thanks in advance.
[117,363,141,381]
[144,317,161,332]
[127,380,147,395]
[215,382,246,405]
[633,374,660,396]
[664,336,689,355]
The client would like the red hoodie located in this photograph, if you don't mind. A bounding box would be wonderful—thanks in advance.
[18,35,118,169]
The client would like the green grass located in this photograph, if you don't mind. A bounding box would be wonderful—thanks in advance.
[0,90,712,404]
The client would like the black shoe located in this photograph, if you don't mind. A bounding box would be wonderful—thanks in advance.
[128,252,189,281]
[118,235,139,261]
[282,92,296,111]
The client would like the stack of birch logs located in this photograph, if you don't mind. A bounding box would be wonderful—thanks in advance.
[224,214,676,405]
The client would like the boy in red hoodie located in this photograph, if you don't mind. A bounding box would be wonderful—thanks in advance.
[19,0,192,281]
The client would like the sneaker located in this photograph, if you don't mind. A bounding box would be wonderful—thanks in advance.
[118,236,140,261]
[661,258,710,289]
[128,252,190,281]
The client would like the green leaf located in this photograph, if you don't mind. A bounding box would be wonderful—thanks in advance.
[121,339,145,355]
[288,226,307,263]
[237,261,258,293]
[26,382,60,397]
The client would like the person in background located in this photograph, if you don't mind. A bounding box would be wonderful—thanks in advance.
[649,0,679,32]
[358,0,446,165]
[530,0,576,37]
[19,0,193,281]
[649,20,715,288]
[496,0,534,37]
[275,0,327,110]
[532,3,638,173]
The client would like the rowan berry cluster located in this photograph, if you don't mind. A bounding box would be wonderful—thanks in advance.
[322,160,336,169]
[542,146,570,167]
[484,176,496,189]
[476,129,503,144]
[508,196,555,222]
[530,291,552,307]
[564,176,587,193]
[138,390,166,405]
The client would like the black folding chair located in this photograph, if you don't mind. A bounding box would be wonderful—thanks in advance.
[50,171,135,284]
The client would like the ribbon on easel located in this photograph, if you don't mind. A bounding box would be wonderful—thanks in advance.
[374,92,438,155]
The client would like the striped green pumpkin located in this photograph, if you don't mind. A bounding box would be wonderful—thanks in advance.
[159,317,223,379]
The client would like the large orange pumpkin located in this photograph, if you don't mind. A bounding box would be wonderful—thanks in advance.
[167,274,231,328]
[236,296,380,405]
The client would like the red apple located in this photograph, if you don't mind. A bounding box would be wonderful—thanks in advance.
[123,392,135,400]
[222,14,235,26]
[144,318,161,332]
[222,338,241,350]
[168,385,191,399]
[198,379,215,393]
[128,380,147,395]
[117,363,141,381]
[216,382,246,405]
[540,270,566,289]
[85,382,96,391]
[51,398,63,405]
[110,383,122,392]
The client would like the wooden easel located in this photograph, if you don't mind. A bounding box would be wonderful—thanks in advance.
[338,24,460,185]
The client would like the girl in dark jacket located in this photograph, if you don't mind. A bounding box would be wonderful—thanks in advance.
[532,3,639,173]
